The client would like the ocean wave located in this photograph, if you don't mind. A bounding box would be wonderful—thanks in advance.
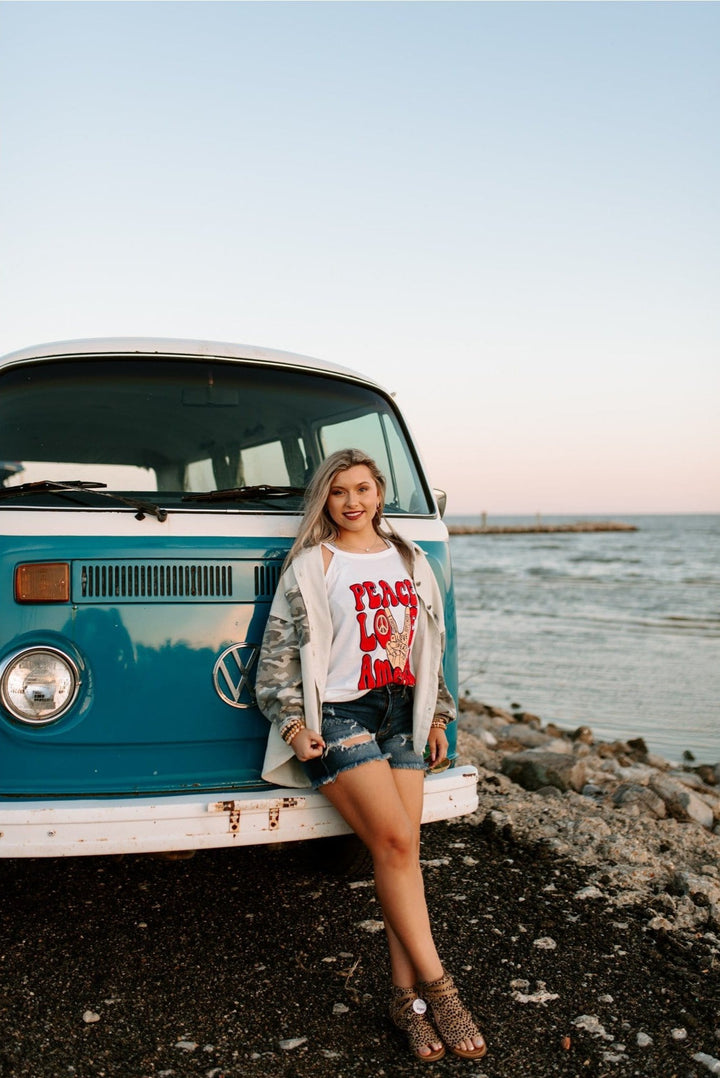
[568,554,643,565]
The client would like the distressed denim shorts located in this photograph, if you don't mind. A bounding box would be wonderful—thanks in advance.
[302,684,425,790]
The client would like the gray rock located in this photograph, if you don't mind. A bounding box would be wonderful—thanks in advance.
[650,775,715,830]
[279,1037,308,1051]
[498,724,549,748]
[612,783,666,819]
[692,1053,720,1075]
[669,770,719,795]
[501,751,587,793]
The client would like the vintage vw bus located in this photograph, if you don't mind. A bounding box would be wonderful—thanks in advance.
[0,339,477,858]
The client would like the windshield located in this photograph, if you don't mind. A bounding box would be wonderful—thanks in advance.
[0,357,432,514]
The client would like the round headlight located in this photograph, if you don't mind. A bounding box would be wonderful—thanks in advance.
[0,647,80,725]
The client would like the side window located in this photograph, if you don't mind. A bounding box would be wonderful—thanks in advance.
[319,413,429,514]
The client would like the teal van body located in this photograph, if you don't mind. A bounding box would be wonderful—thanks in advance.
[0,340,476,856]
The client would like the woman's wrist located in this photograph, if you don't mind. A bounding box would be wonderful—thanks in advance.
[280,718,306,745]
[430,715,449,730]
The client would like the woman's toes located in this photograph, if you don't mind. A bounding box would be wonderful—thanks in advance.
[456,1035,484,1053]
[418,1042,442,1057]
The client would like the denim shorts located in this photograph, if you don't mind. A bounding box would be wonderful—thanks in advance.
[302,684,425,790]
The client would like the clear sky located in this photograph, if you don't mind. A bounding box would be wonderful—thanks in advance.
[1,1,717,515]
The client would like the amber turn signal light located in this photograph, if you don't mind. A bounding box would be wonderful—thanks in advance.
[15,562,70,603]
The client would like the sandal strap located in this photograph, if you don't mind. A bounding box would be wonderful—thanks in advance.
[418,971,482,1045]
[389,987,441,1054]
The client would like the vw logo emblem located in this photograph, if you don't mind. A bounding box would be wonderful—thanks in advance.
[213,643,260,709]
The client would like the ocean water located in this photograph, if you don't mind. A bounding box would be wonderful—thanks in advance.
[449,514,720,765]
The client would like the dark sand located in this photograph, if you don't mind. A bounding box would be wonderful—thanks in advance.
[1,816,717,1078]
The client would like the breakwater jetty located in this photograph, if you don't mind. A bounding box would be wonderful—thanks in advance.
[448,520,637,535]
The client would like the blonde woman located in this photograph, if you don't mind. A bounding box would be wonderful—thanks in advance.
[255,449,486,1062]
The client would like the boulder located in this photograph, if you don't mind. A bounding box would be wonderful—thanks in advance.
[649,775,715,830]
[501,751,587,793]
[497,724,549,748]
[612,783,666,819]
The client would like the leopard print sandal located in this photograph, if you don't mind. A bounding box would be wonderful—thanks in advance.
[417,970,487,1060]
[389,986,446,1062]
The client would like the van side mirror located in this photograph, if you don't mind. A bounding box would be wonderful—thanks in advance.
[433,489,447,518]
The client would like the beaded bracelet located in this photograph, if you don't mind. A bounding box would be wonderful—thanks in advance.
[280,718,306,745]
[430,716,449,731]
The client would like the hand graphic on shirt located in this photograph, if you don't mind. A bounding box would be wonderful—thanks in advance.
[384,606,412,670]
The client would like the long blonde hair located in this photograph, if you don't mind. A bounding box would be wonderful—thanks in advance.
[286,448,415,568]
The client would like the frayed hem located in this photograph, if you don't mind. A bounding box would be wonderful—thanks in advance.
[314,752,391,789]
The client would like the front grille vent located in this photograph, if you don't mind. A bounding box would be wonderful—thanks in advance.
[78,562,234,602]
[254,563,281,597]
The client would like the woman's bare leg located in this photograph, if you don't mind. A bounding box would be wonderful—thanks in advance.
[320,759,442,1056]
[381,768,425,986]
[320,759,443,982]
[321,760,483,1056]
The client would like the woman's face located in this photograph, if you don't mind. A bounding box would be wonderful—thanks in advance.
[325,464,380,535]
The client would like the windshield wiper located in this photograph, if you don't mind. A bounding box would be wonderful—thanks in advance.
[0,479,168,522]
[0,480,107,499]
[182,484,305,504]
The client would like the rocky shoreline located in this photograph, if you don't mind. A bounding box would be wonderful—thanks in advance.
[456,697,720,935]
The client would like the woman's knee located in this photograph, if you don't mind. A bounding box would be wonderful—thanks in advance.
[370,821,417,866]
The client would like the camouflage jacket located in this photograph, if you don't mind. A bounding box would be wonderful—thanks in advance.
[256,542,456,788]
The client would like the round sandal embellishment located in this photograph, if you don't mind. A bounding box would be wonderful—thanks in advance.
[412,997,428,1015]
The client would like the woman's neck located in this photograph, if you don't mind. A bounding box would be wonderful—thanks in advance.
[332,531,389,554]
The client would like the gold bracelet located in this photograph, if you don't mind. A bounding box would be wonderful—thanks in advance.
[280,719,305,745]
[430,717,448,731]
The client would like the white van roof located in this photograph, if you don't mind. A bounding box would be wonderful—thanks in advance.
[0,337,381,389]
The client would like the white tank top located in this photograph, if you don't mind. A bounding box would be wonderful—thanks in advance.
[322,542,419,702]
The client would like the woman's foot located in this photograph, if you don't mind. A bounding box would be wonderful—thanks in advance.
[389,985,445,1062]
[417,970,487,1059]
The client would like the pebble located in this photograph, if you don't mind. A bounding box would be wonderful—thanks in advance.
[357,919,385,933]
[694,1054,720,1075]
[572,1015,613,1041]
[672,1028,688,1041]
[333,1003,350,1014]
[574,886,604,900]
[82,1011,100,1024]
[174,1041,198,1051]
[533,937,557,950]
[637,1032,653,1047]
[513,981,559,1005]
[278,1037,308,1051]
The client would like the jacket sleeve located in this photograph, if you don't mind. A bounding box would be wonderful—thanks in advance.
[255,599,306,736]
[436,664,457,723]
